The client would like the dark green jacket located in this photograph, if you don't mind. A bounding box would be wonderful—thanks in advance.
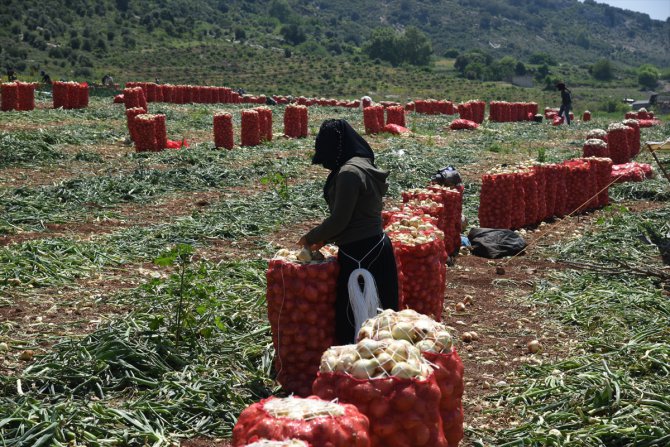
[306,157,389,246]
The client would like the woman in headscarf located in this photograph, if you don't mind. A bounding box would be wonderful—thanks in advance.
[298,119,399,344]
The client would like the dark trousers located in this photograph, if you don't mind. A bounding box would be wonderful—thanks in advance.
[559,104,571,125]
[335,233,399,344]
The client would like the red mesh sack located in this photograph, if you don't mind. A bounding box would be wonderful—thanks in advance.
[241,109,261,147]
[457,103,473,121]
[214,112,234,149]
[425,350,465,447]
[607,123,630,164]
[637,119,658,128]
[386,229,446,321]
[563,160,593,214]
[521,170,539,227]
[299,105,308,137]
[553,164,569,217]
[383,124,409,134]
[542,164,558,219]
[478,173,513,229]
[385,106,406,127]
[356,310,464,447]
[510,172,526,229]
[75,82,89,109]
[611,162,652,183]
[284,105,301,138]
[583,139,609,158]
[16,82,37,111]
[232,396,370,447]
[126,107,147,142]
[531,165,547,224]
[623,119,640,158]
[146,83,157,102]
[266,251,339,396]
[582,111,591,122]
[586,129,607,142]
[313,371,447,447]
[133,114,158,152]
[154,114,167,150]
[427,185,463,255]
[256,107,273,142]
[580,157,612,208]
[1,82,18,111]
[241,440,311,447]
[364,106,382,134]
[449,119,478,130]
[113,94,125,104]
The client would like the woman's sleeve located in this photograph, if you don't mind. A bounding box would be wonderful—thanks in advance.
[305,169,361,244]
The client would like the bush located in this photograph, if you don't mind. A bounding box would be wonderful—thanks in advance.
[637,64,659,89]
[591,59,613,81]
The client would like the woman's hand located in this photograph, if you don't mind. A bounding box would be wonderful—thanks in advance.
[297,236,324,250]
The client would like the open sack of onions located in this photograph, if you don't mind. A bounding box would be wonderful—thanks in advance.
[357,309,464,447]
[313,338,448,447]
[266,247,339,396]
[232,396,370,447]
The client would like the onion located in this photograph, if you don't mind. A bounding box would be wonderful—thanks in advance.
[391,362,421,379]
[357,339,384,359]
[391,321,415,342]
[351,359,378,379]
[527,339,542,354]
[434,331,453,350]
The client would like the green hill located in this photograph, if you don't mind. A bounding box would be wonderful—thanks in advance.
[1,0,668,98]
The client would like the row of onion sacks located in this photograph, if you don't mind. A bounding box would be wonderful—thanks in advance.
[53,81,89,109]
[284,104,308,138]
[1,82,38,111]
[233,396,370,447]
[413,99,455,115]
[385,216,447,321]
[489,101,538,122]
[125,82,240,104]
[265,247,339,396]
[313,337,448,447]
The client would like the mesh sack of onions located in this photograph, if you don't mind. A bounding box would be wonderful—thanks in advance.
[583,139,609,158]
[449,119,478,130]
[241,110,261,147]
[1,82,18,111]
[582,110,591,122]
[471,101,486,124]
[284,105,301,138]
[126,107,147,142]
[385,106,406,127]
[241,440,311,447]
[232,396,370,447]
[386,220,446,321]
[357,309,464,447]
[213,112,234,149]
[256,107,273,142]
[160,85,172,103]
[510,172,526,229]
[364,106,382,134]
[16,82,37,111]
[541,164,558,220]
[75,82,89,109]
[586,129,607,142]
[553,164,569,217]
[580,157,612,208]
[611,162,652,183]
[133,114,158,152]
[146,83,157,102]
[637,119,656,128]
[457,103,473,121]
[478,173,513,229]
[314,339,448,447]
[123,87,146,110]
[623,119,640,158]
[154,114,167,150]
[607,123,630,164]
[563,160,594,213]
[299,105,309,137]
[530,165,548,223]
[427,185,463,255]
[52,81,69,109]
[414,100,426,114]
[266,248,339,396]
[520,169,539,227]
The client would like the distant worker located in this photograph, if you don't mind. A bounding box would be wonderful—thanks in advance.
[7,68,17,82]
[102,74,114,87]
[556,82,572,125]
[266,95,277,106]
[40,70,52,85]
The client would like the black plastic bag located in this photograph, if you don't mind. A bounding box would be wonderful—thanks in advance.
[467,228,527,259]
[431,165,462,186]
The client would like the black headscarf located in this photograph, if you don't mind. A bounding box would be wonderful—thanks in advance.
[312,119,375,198]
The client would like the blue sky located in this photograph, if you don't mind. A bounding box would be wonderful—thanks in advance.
[580,0,670,21]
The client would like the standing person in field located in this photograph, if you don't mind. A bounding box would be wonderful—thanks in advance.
[557,82,572,125]
[299,119,399,344]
